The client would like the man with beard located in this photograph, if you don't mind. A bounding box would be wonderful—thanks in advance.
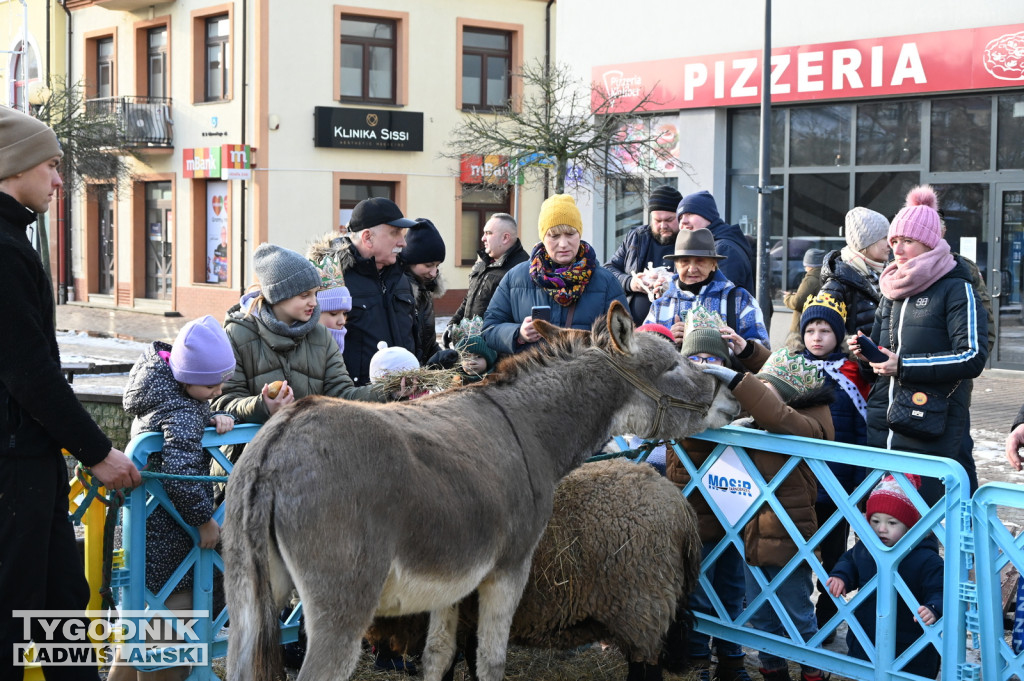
[605,184,683,324]
[401,217,454,366]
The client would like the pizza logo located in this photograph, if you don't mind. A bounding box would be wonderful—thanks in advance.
[984,31,1024,81]
[211,195,224,216]
[911,392,928,406]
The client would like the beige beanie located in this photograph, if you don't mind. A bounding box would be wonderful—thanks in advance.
[0,106,63,180]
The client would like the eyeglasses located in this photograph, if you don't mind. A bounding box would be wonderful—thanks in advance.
[687,355,724,365]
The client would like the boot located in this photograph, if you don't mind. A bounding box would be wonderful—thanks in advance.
[714,655,752,681]
[691,656,711,681]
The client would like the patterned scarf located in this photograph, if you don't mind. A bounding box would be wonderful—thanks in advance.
[878,240,956,301]
[806,355,868,421]
[529,241,596,307]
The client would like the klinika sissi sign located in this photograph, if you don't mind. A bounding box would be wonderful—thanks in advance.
[313,106,424,152]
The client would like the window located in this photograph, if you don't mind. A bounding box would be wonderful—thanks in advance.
[459,186,510,265]
[856,101,921,165]
[10,41,39,111]
[997,94,1024,170]
[205,15,229,101]
[461,28,511,110]
[931,96,990,172]
[789,104,851,167]
[97,38,114,99]
[148,27,167,98]
[339,16,396,103]
[338,180,395,232]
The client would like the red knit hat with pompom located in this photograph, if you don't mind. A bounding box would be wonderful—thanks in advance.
[888,185,942,249]
[866,474,922,528]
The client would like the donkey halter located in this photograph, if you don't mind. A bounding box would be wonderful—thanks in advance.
[599,349,719,440]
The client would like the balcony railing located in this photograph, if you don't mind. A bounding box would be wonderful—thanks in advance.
[86,96,174,148]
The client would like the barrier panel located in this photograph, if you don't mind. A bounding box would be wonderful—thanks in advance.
[972,483,1024,681]
[101,423,1020,681]
[676,426,973,681]
[115,424,298,680]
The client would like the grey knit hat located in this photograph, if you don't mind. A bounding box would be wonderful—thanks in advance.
[844,207,890,253]
[253,243,321,304]
[0,106,63,180]
[802,248,827,268]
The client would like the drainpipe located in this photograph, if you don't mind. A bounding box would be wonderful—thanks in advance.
[59,0,72,303]
[543,0,554,198]
[45,0,50,86]
[239,0,247,293]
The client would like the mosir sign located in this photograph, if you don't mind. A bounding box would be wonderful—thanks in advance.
[596,23,1024,113]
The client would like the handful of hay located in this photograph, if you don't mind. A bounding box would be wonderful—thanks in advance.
[374,356,468,398]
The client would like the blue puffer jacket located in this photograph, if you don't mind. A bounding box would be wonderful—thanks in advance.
[643,269,770,348]
[830,539,943,677]
[482,251,628,355]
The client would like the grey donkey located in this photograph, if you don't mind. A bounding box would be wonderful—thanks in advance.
[222,301,739,681]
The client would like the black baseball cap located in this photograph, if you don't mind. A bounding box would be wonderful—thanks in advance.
[347,197,417,231]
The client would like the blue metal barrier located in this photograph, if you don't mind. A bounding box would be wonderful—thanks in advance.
[676,426,972,681]
[114,423,1016,681]
[118,424,298,680]
[973,483,1024,681]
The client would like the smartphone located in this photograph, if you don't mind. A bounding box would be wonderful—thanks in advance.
[531,305,552,322]
[856,335,888,363]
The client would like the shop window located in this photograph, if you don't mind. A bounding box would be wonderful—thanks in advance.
[931,96,990,172]
[191,5,232,103]
[461,28,511,110]
[856,101,921,165]
[854,172,918,218]
[789,104,851,167]
[460,186,510,265]
[729,108,785,170]
[997,94,1024,170]
[339,15,397,103]
[338,180,395,232]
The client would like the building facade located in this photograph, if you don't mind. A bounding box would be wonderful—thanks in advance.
[557,0,1024,369]
[59,0,552,319]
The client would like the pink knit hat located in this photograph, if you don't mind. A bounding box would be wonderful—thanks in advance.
[888,185,942,249]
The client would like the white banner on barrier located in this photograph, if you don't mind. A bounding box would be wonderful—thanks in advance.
[702,446,760,526]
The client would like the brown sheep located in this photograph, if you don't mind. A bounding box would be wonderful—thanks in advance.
[368,457,702,681]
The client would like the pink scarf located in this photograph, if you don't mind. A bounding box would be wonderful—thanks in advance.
[878,240,956,300]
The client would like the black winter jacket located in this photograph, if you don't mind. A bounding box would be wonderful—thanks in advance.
[0,192,111,463]
[310,238,417,386]
[707,218,755,294]
[866,257,988,469]
[123,342,218,592]
[604,225,676,324]
[409,271,445,364]
[449,240,529,328]
[819,250,880,337]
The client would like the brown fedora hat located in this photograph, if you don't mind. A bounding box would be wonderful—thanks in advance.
[664,228,726,261]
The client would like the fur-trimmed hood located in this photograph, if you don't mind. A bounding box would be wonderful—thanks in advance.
[307,232,358,273]
[410,270,447,303]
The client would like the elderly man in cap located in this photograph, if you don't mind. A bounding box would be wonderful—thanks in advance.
[644,228,769,350]
[309,197,419,385]
[0,105,141,679]
[678,190,756,295]
[605,184,684,324]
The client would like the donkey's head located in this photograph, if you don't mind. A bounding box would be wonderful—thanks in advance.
[534,302,739,441]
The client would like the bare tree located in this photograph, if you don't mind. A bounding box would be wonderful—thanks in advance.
[31,76,138,197]
[445,60,691,195]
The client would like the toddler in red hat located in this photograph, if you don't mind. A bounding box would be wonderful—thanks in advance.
[826,474,944,678]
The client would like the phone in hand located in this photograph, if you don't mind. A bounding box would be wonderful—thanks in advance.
[531,305,552,322]
[856,335,888,363]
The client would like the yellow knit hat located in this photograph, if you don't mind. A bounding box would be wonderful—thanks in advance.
[537,193,583,241]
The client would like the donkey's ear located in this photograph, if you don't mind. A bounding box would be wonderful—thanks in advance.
[606,301,636,355]
[534,318,562,343]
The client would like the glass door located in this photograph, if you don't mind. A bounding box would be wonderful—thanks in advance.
[992,184,1024,369]
[144,181,173,300]
[97,185,114,294]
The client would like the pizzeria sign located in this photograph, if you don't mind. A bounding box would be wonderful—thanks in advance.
[595,23,1024,113]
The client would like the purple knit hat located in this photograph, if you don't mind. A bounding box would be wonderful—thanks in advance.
[316,286,352,312]
[169,315,235,386]
[889,185,942,249]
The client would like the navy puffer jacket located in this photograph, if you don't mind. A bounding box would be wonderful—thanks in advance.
[819,250,880,337]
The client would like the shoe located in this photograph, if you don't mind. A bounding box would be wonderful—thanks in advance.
[714,656,752,681]
[759,667,792,681]
[821,630,836,646]
[800,670,830,681]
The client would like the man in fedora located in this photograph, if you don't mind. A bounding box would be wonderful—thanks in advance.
[677,190,756,295]
[643,228,770,349]
[605,184,683,324]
